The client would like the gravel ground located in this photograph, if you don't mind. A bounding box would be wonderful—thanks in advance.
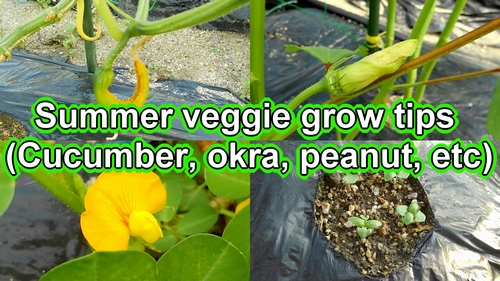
[0,0,250,95]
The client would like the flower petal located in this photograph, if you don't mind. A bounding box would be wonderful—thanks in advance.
[89,171,166,216]
[81,188,130,251]
[129,210,163,244]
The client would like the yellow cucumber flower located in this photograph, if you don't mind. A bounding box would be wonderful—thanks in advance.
[81,171,166,251]
[327,39,418,95]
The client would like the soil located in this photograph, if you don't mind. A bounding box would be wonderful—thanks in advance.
[314,171,435,277]
[0,113,27,139]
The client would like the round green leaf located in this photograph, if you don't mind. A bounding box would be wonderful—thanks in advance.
[179,189,209,212]
[343,173,359,184]
[151,230,178,252]
[402,212,414,226]
[356,227,371,239]
[222,204,250,262]
[408,201,420,214]
[348,217,365,228]
[366,220,382,229]
[415,211,426,223]
[158,171,197,191]
[396,205,408,217]
[384,172,397,182]
[177,205,218,235]
[0,154,15,217]
[157,234,249,281]
[397,171,410,179]
[205,168,249,199]
[154,181,182,223]
[39,251,157,281]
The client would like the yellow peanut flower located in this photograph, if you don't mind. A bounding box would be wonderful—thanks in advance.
[81,171,166,251]
[327,39,418,95]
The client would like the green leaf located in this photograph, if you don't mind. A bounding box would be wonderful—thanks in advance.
[365,220,382,229]
[222,204,250,262]
[157,234,249,281]
[205,168,249,199]
[39,251,157,281]
[158,171,197,191]
[154,179,182,223]
[414,211,426,223]
[179,189,209,211]
[343,173,359,184]
[0,152,15,217]
[397,171,410,179]
[180,141,206,176]
[402,212,414,225]
[151,229,177,252]
[285,45,368,65]
[177,205,218,235]
[408,201,420,214]
[384,172,397,182]
[356,227,371,239]
[348,217,366,228]
[396,205,408,217]
[487,78,500,140]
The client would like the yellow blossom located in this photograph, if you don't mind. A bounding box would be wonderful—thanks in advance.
[81,171,166,251]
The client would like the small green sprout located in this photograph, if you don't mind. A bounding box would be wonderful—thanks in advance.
[348,215,382,239]
[343,172,359,184]
[396,201,426,225]
[384,171,410,182]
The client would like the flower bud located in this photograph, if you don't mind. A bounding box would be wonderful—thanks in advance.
[327,39,418,94]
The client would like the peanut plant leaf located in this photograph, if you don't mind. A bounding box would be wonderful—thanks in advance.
[348,217,365,228]
[344,173,359,184]
[158,234,249,281]
[487,78,500,140]
[39,251,157,281]
[366,220,382,229]
[356,227,371,239]
[396,205,408,216]
[415,211,426,223]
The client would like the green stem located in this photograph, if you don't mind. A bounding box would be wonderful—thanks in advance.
[414,0,467,103]
[403,0,436,99]
[287,77,330,111]
[0,0,76,61]
[135,0,249,35]
[385,0,396,47]
[250,0,265,104]
[94,0,124,41]
[393,68,500,90]
[135,0,150,21]
[366,0,380,52]
[219,208,235,218]
[106,0,135,22]
[101,27,133,69]
[27,170,85,215]
[83,0,97,73]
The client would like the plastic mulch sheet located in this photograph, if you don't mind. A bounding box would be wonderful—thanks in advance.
[0,173,90,281]
[251,141,500,280]
[265,8,499,140]
[0,51,245,140]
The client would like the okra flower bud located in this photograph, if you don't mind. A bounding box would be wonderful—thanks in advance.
[327,39,418,95]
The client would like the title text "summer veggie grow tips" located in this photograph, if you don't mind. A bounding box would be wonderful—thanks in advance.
[30,97,458,140]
